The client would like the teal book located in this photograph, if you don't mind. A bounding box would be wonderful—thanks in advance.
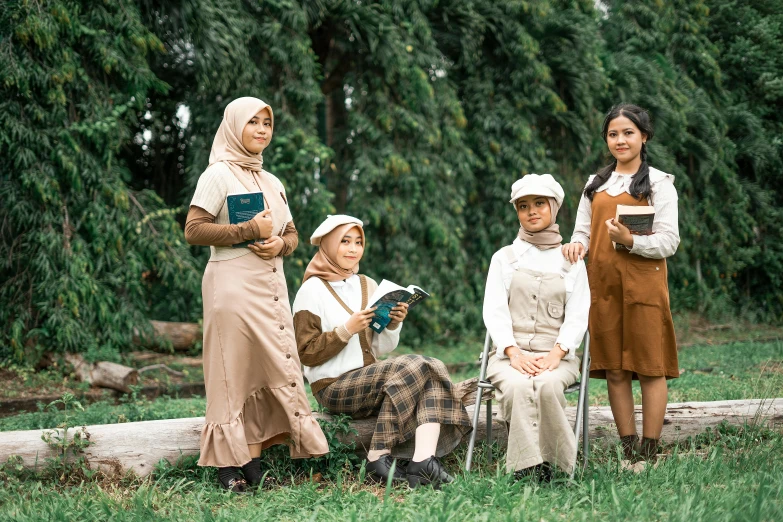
[367,279,430,334]
[226,192,264,248]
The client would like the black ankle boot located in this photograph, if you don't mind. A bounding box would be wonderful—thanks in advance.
[241,457,263,488]
[364,455,407,484]
[406,456,454,489]
[217,466,251,494]
[513,462,552,483]
[640,437,660,462]
[620,434,640,462]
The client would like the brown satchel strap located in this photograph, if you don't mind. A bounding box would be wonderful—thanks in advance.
[318,277,374,359]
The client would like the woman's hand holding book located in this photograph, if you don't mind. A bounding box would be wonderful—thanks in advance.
[251,209,274,238]
[249,236,284,259]
[345,307,378,335]
[605,218,634,248]
[386,302,409,330]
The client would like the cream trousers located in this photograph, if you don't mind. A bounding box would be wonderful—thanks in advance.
[486,352,580,473]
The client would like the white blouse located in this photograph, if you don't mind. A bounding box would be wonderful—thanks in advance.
[483,238,590,360]
[570,167,680,259]
[292,274,402,385]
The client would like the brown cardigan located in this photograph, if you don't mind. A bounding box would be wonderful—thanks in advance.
[184,205,299,256]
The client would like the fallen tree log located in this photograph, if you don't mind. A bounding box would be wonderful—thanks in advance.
[65,354,139,393]
[133,321,201,351]
[1,398,780,478]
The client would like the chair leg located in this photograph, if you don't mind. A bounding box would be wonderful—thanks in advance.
[582,378,590,469]
[486,397,493,464]
[465,386,485,472]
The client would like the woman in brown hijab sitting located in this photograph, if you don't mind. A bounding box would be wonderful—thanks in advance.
[185,97,328,493]
[292,215,472,489]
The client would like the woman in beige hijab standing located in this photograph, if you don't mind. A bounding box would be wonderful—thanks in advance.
[185,97,328,493]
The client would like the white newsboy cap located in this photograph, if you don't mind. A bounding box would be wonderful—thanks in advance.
[509,174,565,206]
[310,214,364,246]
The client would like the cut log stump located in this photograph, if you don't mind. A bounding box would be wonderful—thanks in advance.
[65,354,139,394]
[1,397,780,478]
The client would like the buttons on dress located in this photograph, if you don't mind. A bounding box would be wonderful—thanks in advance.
[532,295,537,300]
[279,325,285,330]
[274,296,279,301]
[286,353,291,359]
[294,412,300,417]
[273,268,277,273]
[291,382,296,387]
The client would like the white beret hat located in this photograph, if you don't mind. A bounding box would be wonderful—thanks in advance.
[509,173,565,206]
[310,214,364,246]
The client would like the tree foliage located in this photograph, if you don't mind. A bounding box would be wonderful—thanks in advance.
[2,0,782,363]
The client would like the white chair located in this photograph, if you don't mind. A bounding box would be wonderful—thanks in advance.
[464,331,591,480]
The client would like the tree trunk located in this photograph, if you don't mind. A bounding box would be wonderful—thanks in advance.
[1,397,779,478]
[64,354,139,393]
[133,321,201,351]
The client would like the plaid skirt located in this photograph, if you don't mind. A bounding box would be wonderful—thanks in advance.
[315,354,473,458]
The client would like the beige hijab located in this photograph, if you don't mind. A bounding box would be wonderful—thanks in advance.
[209,97,289,236]
[517,197,563,250]
[303,223,365,283]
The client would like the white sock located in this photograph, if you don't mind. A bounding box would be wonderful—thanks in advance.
[412,423,441,462]
[366,449,391,462]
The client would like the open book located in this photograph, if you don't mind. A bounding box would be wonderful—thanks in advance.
[614,204,654,252]
[367,279,430,333]
[226,192,264,248]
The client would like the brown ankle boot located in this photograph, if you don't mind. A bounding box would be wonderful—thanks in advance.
[640,438,660,461]
[620,434,640,461]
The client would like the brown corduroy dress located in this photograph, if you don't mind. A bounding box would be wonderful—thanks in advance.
[587,191,679,380]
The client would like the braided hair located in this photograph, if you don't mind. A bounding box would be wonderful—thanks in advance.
[584,104,654,201]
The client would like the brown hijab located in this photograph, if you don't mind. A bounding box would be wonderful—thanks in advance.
[517,197,563,250]
[303,223,365,283]
[209,97,290,236]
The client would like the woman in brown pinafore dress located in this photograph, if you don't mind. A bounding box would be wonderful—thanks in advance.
[185,97,328,493]
[563,104,680,467]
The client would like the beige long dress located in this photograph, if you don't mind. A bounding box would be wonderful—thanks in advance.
[192,163,328,467]
[486,247,580,474]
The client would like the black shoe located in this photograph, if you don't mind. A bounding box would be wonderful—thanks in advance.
[241,457,263,488]
[365,455,407,484]
[406,456,454,489]
[217,466,251,494]
[513,462,552,483]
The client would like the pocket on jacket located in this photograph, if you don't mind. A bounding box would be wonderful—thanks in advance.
[547,302,564,319]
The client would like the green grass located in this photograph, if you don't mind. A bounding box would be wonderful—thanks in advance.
[1,424,781,521]
[1,340,782,521]
[2,340,782,432]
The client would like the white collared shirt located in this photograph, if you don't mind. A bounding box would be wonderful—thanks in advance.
[570,167,680,259]
[483,238,590,360]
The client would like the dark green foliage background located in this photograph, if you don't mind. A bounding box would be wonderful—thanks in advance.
[2,0,782,363]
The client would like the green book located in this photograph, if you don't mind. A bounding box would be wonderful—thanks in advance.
[226,192,264,248]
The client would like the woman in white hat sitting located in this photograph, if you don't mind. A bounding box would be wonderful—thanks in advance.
[292,215,472,489]
[483,174,590,480]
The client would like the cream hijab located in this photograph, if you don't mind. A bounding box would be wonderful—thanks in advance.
[517,197,563,250]
[303,223,365,283]
[209,97,290,236]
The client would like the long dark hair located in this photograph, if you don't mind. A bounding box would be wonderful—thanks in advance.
[584,104,654,201]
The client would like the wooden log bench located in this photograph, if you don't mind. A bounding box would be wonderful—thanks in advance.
[1,393,780,478]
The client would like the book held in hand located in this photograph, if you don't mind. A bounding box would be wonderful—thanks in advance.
[613,204,654,252]
[367,279,430,333]
[226,192,264,248]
